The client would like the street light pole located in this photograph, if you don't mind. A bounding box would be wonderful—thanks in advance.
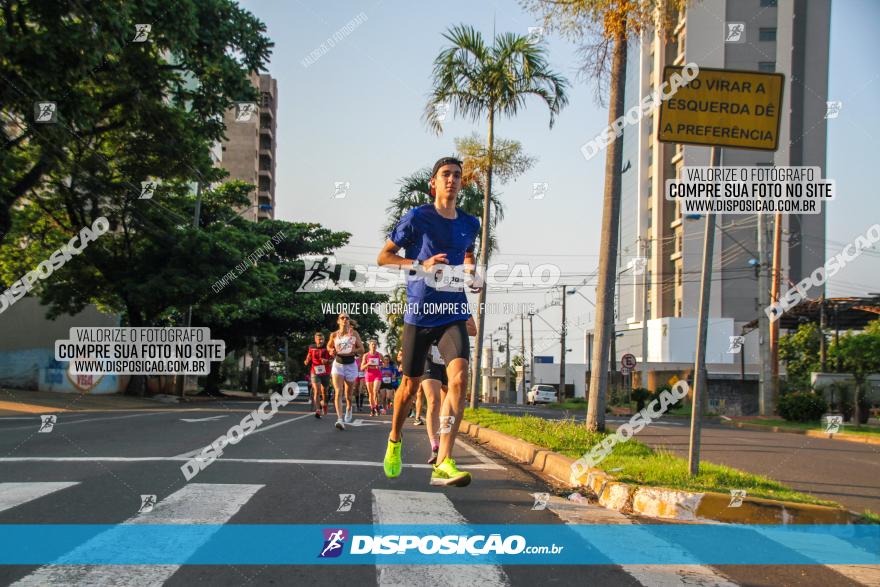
[520,313,526,401]
[504,322,511,400]
[640,236,650,389]
[529,312,534,404]
[560,285,567,399]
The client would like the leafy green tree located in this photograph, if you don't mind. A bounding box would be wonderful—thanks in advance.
[830,322,880,425]
[522,0,685,432]
[778,322,823,391]
[423,24,569,406]
[0,0,272,243]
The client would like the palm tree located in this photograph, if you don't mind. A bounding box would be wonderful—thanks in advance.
[424,24,569,408]
[522,0,684,432]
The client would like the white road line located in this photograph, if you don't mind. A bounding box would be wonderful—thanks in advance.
[11,483,263,586]
[543,497,739,587]
[751,528,880,586]
[0,482,80,514]
[169,413,314,458]
[180,416,228,422]
[372,489,509,587]
[0,412,168,432]
[250,412,313,434]
[0,456,501,469]
[457,436,505,470]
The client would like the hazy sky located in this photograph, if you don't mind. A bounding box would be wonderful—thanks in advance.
[239,0,879,361]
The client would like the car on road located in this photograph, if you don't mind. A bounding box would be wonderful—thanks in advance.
[527,384,558,405]
[295,381,310,400]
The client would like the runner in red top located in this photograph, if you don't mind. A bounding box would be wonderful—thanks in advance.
[304,332,331,418]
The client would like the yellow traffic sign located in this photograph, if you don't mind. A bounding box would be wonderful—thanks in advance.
[658,66,784,151]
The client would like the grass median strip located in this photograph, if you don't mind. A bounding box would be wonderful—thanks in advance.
[731,418,880,437]
[464,408,838,507]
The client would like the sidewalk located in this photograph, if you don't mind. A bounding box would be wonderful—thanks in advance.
[0,388,207,414]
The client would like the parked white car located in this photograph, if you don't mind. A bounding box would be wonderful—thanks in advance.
[527,384,558,405]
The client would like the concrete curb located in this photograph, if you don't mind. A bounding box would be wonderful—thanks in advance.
[722,420,880,445]
[461,418,858,524]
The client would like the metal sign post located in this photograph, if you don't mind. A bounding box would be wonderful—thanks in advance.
[658,66,784,476]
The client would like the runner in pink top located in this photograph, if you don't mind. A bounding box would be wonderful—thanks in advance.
[360,340,383,416]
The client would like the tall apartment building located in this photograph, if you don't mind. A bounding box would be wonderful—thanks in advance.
[220,72,278,222]
[614,0,831,383]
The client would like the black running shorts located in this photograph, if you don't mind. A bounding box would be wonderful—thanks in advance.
[401,320,469,378]
[423,358,448,385]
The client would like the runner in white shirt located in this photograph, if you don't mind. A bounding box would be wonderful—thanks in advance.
[326,313,365,430]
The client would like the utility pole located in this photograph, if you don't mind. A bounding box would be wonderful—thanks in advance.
[769,212,782,399]
[819,296,827,371]
[757,212,773,415]
[586,330,592,373]
[528,312,534,404]
[520,313,526,400]
[250,336,260,397]
[486,334,494,402]
[504,322,511,398]
[687,146,720,476]
[560,285,567,400]
[639,236,650,389]
[283,338,289,381]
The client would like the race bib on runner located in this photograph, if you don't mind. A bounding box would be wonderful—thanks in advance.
[314,365,326,375]
[369,357,379,366]
[382,377,391,384]
[358,372,365,378]
[337,340,353,354]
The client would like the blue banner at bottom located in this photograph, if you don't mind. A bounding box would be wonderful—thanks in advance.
[0,524,877,565]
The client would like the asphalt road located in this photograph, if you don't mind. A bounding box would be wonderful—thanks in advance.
[484,403,880,513]
[0,398,875,586]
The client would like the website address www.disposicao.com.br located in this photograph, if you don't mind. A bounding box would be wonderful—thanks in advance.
[319,530,563,560]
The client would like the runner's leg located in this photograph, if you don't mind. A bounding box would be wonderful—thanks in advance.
[422,378,442,461]
[414,386,424,420]
[436,359,467,463]
[434,321,470,465]
[331,372,345,420]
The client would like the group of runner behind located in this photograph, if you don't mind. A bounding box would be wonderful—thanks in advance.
[303,326,401,428]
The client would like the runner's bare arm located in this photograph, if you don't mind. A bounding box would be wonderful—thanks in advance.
[377,240,448,270]
[466,315,477,336]
[304,352,310,366]
[463,251,482,293]
[326,333,336,357]
[354,332,365,355]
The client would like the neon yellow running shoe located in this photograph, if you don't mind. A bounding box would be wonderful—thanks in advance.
[384,439,402,478]
[430,457,471,487]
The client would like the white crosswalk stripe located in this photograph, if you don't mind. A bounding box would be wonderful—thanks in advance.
[11,483,263,586]
[752,528,880,586]
[372,489,509,587]
[543,496,740,587]
[0,482,80,514]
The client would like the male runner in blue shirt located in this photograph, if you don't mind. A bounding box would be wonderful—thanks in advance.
[377,156,481,486]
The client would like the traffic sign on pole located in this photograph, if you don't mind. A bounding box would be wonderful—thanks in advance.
[658,66,784,151]
[657,66,784,477]
[621,353,637,370]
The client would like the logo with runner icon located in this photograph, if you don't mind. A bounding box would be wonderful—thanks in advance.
[319,528,348,558]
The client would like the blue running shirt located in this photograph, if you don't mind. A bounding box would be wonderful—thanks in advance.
[388,204,480,327]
